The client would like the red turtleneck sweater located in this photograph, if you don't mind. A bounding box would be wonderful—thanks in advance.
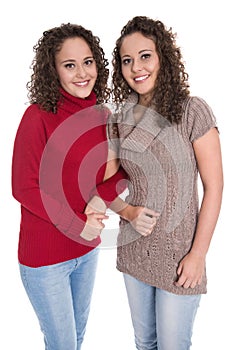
[12,89,126,267]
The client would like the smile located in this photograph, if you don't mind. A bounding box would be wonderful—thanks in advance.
[74,80,89,87]
[134,75,149,82]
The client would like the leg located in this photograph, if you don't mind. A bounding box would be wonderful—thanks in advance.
[19,259,78,350]
[123,273,157,350]
[156,288,201,350]
[70,248,99,350]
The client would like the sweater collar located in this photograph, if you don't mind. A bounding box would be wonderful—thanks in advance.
[120,93,170,153]
[57,88,97,115]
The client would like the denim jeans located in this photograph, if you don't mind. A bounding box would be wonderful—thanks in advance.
[19,248,99,350]
[123,273,201,350]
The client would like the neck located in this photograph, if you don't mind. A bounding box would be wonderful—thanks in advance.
[138,93,153,107]
[58,88,97,115]
[133,104,146,123]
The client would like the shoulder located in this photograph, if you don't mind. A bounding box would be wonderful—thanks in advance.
[183,96,217,142]
[21,103,49,122]
[186,96,215,117]
[16,104,51,138]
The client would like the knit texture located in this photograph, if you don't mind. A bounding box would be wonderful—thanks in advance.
[12,89,126,267]
[109,94,217,295]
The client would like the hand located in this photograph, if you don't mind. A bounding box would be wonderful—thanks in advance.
[85,195,107,215]
[174,251,205,289]
[127,206,159,237]
[80,212,109,241]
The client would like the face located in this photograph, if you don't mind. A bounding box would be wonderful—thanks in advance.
[120,32,160,105]
[55,37,98,99]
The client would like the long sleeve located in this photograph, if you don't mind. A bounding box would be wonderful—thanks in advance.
[88,109,128,206]
[89,166,128,206]
[12,106,87,241]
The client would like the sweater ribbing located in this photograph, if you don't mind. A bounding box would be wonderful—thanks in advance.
[12,90,125,267]
[112,94,217,295]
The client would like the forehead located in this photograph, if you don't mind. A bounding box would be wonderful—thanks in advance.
[57,37,92,58]
[120,32,155,55]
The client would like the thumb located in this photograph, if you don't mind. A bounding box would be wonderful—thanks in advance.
[144,208,160,218]
[95,213,109,220]
[177,263,182,276]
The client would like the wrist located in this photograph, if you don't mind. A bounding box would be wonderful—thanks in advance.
[189,248,207,260]
[118,204,133,221]
[88,195,107,213]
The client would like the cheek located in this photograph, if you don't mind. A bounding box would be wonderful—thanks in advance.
[91,64,98,78]
[56,69,69,84]
[149,63,160,80]
[121,66,129,80]
[93,69,98,80]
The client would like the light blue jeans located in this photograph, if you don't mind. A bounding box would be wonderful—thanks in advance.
[123,273,201,350]
[19,248,99,350]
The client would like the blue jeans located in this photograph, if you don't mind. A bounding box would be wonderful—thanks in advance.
[123,273,201,350]
[19,248,99,350]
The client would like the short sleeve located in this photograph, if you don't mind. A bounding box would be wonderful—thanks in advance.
[186,96,218,142]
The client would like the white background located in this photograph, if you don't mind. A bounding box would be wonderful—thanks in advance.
[1,0,232,349]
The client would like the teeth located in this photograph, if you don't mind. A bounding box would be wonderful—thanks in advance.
[76,81,88,86]
[135,75,148,82]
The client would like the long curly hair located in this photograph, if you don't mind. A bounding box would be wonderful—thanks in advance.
[27,23,110,112]
[112,16,190,123]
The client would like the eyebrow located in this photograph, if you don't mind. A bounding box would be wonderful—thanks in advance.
[60,56,94,63]
[121,49,153,58]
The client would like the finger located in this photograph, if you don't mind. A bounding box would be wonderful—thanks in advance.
[183,279,192,289]
[93,222,105,230]
[94,213,109,220]
[86,228,101,238]
[144,229,153,236]
[86,235,98,241]
[174,274,186,287]
[144,209,160,218]
[80,233,98,241]
[135,221,155,230]
[141,217,157,226]
[190,280,197,289]
[140,217,158,229]
[177,268,181,276]
[140,231,151,237]
[138,227,154,236]
[98,221,105,229]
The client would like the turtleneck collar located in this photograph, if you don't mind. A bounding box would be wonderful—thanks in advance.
[57,88,97,115]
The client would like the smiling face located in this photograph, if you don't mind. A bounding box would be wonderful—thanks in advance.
[55,37,98,99]
[120,32,160,106]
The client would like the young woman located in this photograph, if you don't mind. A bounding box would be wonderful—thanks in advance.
[108,16,223,350]
[11,23,127,350]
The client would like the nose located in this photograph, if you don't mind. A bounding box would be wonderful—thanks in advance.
[131,58,143,72]
[75,64,87,78]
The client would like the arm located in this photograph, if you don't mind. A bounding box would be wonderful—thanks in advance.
[89,162,129,206]
[12,107,106,243]
[86,148,126,211]
[175,128,223,288]
[86,150,159,236]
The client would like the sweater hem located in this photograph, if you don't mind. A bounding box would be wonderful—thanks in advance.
[116,265,207,296]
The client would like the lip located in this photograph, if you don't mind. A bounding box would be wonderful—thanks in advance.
[134,74,149,82]
[73,80,89,87]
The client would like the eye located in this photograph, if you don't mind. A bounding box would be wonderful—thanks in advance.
[121,57,131,65]
[84,58,94,66]
[141,53,151,60]
[64,63,75,69]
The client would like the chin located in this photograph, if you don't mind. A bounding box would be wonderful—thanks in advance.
[75,90,92,99]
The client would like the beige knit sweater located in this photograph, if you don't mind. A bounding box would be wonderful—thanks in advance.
[108,94,217,295]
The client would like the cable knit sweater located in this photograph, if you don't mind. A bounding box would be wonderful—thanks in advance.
[12,89,126,267]
[109,94,217,295]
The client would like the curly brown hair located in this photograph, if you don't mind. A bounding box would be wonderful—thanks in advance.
[111,16,190,123]
[27,23,110,112]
